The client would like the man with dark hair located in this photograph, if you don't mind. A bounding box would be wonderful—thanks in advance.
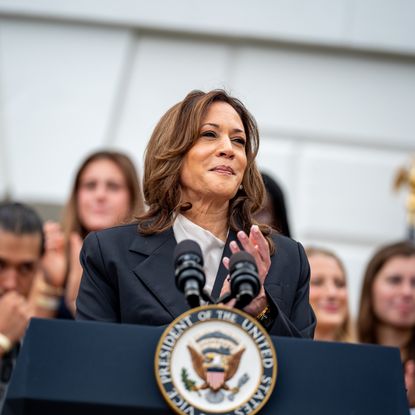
[0,202,44,410]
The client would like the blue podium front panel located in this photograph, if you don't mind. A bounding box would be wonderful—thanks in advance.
[3,318,409,415]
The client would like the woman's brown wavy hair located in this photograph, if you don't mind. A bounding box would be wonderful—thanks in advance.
[137,89,274,252]
[357,241,415,360]
[62,150,144,240]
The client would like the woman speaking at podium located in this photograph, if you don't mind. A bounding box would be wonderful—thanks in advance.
[76,89,316,338]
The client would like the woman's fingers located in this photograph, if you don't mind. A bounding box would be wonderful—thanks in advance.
[219,274,231,297]
[43,221,59,235]
[249,225,270,263]
[231,226,268,256]
[236,230,253,255]
[41,222,67,287]
[220,243,268,316]
[236,227,270,282]
[223,298,236,309]
[229,241,240,255]
[223,256,230,270]
[236,230,264,274]
[219,258,233,309]
[43,221,65,252]
[220,257,231,296]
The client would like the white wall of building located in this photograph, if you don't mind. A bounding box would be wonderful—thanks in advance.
[0,0,414,316]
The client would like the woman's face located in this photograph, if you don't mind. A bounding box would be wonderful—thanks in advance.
[180,101,247,205]
[77,159,131,232]
[372,255,415,329]
[309,254,348,332]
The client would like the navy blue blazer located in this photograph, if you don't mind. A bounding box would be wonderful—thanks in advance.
[76,223,315,338]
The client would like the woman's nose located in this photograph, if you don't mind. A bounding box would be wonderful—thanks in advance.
[326,283,338,298]
[94,184,107,199]
[401,280,415,298]
[217,136,234,158]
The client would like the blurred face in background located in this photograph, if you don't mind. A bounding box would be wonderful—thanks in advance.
[309,254,348,333]
[372,255,415,330]
[0,229,41,298]
[77,159,131,232]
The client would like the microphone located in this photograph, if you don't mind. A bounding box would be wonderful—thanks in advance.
[229,251,260,309]
[174,240,206,308]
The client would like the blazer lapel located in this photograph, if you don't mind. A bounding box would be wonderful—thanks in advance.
[130,227,238,312]
[129,229,189,319]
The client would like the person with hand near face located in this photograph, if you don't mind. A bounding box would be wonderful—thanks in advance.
[357,241,415,408]
[0,202,45,411]
[39,151,144,317]
[76,89,316,338]
[306,247,354,342]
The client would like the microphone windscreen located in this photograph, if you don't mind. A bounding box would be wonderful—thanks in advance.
[229,250,256,272]
[174,239,203,265]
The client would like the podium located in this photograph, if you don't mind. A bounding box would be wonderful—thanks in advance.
[3,318,409,415]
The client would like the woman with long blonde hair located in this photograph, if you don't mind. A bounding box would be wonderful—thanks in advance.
[306,247,354,342]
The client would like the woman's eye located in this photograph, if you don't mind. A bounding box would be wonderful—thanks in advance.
[311,278,323,287]
[107,182,122,191]
[386,275,402,285]
[201,131,216,138]
[81,181,96,190]
[232,137,246,146]
[335,279,346,288]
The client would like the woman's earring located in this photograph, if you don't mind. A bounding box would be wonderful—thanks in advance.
[239,184,243,190]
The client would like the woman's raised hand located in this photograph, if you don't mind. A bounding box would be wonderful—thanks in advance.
[220,225,271,317]
[42,221,67,288]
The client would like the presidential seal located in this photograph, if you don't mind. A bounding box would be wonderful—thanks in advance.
[154,305,277,415]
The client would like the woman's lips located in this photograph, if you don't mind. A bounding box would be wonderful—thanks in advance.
[90,208,110,215]
[393,303,415,314]
[210,165,235,175]
[318,303,340,313]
